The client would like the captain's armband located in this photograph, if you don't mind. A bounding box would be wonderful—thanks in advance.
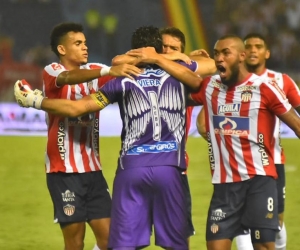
[90,91,110,109]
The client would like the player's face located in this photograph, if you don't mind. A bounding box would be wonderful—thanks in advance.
[162,34,182,53]
[213,39,243,85]
[244,37,270,68]
[59,32,88,65]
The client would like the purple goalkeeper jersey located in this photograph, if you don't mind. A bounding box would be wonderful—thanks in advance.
[100,61,198,170]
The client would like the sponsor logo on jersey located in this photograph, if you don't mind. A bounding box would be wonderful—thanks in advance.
[93,118,99,157]
[218,103,240,114]
[141,68,166,77]
[236,85,257,91]
[213,116,249,136]
[68,114,94,126]
[62,190,75,202]
[127,141,178,155]
[51,63,63,70]
[63,204,75,216]
[257,133,270,166]
[212,80,226,90]
[211,208,226,221]
[241,91,252,102]
[136,79,161,87]
[210,223,219,234]
[57,121,66,160]
[207,132,215,171]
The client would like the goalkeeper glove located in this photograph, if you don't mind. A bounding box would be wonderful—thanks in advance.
[14,79,44,109]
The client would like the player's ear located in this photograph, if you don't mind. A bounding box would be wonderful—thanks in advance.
[265,49,270,60]
[57,45,66,56]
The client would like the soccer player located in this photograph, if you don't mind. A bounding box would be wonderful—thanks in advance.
[112,26,216,248]
[196,33,300,250]
[39,22,141,250]
[242,33,300,250]
[14,26,202,250]
[190,35,300,250]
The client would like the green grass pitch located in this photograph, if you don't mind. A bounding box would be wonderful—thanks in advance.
[0,136,299,249]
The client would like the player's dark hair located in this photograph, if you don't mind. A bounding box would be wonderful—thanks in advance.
[50,22,84,58]
[131,26,163,53]
[218,34,242,42]
[160,27,186,53]
[243,33,269,49]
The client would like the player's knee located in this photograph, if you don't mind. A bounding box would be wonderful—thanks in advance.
[250,228,276,244]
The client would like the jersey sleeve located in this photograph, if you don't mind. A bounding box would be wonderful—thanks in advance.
[97,78,121,104]
[189,77,210,105]
[282,74,300,108]
[261,82,292,116]
[88,63,115,88]
[43,63,66,92]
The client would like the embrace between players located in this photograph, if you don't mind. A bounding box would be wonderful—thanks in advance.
[14,22,300,250]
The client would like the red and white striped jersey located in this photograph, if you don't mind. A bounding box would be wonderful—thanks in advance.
[43,62,113,173]
[191,73,292,184]
[259,69,300,164]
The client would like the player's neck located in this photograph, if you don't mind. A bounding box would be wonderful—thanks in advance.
[59,59,81,70]
[247,64,266,76]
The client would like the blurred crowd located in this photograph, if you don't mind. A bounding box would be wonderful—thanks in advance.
[212,0,300,72]
[1,0,300,102]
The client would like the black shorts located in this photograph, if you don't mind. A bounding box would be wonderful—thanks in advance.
[275,164,285,213]
[181,173,195,237]
[206,176,279,241]
[47,171,111,224]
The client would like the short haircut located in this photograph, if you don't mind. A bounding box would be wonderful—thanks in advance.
[217,34,245,51]
[50,22,84,58]
[131,26,163,53]
[160,27,186,53]
[243,33,269,49]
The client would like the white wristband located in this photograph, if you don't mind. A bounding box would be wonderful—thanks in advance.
[100,67,111,77]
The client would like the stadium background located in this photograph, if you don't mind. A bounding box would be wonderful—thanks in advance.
[0,0,300,249]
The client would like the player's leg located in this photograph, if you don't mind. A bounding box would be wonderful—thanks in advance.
[60,222,86,250]
[152,166,188,250]
[235,233,254,250]
[181,173,195,248]
[206,181,248,250]
[86,171,112,250]
[242,176,278,250]
[275,164,286,250]
[46,173,90,250]
[108,167,152,249]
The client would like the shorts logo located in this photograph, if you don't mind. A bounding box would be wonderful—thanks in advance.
[62,190,75,202]
[265,213,274,219]
[211,208,226,221]
[210,223,219,234]
[63,204,75,216]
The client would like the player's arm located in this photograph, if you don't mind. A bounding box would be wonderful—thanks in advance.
[126,47,202,91]
[282,74,300,115]
[278,108,300,138]
[14,80,109,117]
[56,64,142,86]
[189,49,217,76]
[196,107,208,140]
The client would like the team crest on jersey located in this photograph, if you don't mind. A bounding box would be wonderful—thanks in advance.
[210,223,219,234]
[63,204,75,216]
[87,81,93,91]
[213,116,249,136]
[241,91,252,102]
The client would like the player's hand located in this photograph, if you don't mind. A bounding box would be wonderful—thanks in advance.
[190,49,210,58]
[109,64,142,80]
[14,79,44,109]
[163,51,192,64]
[126,47,160,64]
